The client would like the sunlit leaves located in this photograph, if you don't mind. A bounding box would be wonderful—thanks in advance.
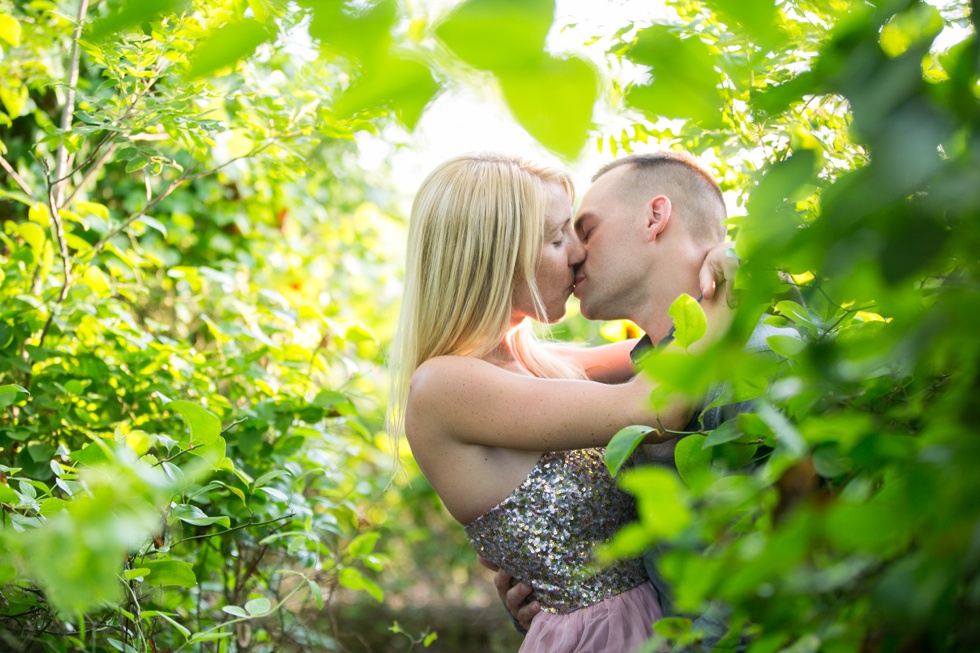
[497,55,598,159]
[625,25,724,128]
[435,0,595,158]
[336,54,439,130]
[879,3,944,58]
[0,13,21,47]
[434,0,553,71]
[705,0,785,51]
[305,0,397,62]
[186,20,271,79]
[87,0,183,41]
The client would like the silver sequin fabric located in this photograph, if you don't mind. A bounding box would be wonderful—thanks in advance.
[464,448,647,615]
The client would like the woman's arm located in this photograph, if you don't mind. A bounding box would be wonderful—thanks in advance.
[406,355,691,452]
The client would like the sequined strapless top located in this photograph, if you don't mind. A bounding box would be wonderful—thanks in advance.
[464,448,647,615]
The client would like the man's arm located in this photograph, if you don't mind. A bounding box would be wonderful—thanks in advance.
[479,557,540,633]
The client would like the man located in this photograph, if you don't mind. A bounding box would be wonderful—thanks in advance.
[493,151,798,645]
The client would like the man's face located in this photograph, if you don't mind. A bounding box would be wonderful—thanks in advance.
[572,166,648,321]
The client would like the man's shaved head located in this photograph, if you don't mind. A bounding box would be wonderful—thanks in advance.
[591,151,727,244]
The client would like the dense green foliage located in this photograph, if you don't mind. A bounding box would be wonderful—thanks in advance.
[1,0,977,652]
[0,2,406,650]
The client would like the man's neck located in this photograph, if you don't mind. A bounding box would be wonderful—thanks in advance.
[631,278,703,343]
[631,239,709,341]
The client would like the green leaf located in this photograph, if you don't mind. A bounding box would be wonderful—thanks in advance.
[244,597,272,616]
[142,611,190,640]
[703,420,744,448]
[767,334,806,358]
[312,390,351,411]
[667,294,707,349]
[619,468,692,539]
[123,568,149,580]
[87,0,182,40]
[774,300,814,328]
[338,567,383,602]
[435,0,554,72]
[625,26,723,128]
[222,605,249,618]
[18,222,45,255]
[186,20,271,79]
[189,436,227,471]
[168,401,221,447]
[674,434,712,492]
[704,0,784,50]
[171,504,230,528]
[757,403,807,458]
[498,55,597,160]
[0,484,19,503]
[605,425,650,476]
[124,156,148,173]
[0,13,22,47]
[69,441,113,466]
[336,55,439,130]
[879,3,944,58]
[0,82,28,120]
[142,560,197,588]
[308,579,324,610]
[0,384,29,395]
[307,0,396,62]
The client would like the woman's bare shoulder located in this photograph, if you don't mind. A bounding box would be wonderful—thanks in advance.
[411,355,496,390]
[409,356,495,410]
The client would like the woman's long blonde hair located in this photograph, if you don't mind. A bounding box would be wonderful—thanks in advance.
[387,153,587,440]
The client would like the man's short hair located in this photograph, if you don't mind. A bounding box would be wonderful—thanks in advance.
[593,152,727,243]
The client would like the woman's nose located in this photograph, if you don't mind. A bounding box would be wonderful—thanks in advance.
[569,230,586,266]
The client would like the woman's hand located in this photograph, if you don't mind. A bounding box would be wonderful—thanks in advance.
[699,241,739,307]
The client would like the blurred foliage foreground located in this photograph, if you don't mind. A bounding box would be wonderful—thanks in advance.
[1,0,979,652]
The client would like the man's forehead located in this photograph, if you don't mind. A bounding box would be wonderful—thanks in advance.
[574,174,620,225]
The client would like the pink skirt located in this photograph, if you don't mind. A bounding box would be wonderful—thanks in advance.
[519,582,663,653]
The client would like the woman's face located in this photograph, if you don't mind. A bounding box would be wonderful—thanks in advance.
[512,182,585,325]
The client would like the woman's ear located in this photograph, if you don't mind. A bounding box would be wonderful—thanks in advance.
[644,195,672,241]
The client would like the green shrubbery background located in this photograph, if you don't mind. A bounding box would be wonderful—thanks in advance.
[1,0,978,651]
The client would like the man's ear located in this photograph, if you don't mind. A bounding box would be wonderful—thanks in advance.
[644,195,672,242]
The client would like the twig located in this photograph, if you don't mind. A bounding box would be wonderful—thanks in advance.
[61,142,119,207]
[172,513,294,547]
[0,154,35,198]
[152,442,202,467]
[51,0,90,208]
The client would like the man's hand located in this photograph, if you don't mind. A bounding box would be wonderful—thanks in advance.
[478,556,540,633]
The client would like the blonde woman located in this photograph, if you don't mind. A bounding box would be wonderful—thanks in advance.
[388,153,731,652]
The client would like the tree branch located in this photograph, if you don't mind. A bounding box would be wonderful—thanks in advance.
[51,0,89,208]
[0,154,35,199]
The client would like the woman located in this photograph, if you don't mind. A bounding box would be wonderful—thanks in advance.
[388,153,729,652]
